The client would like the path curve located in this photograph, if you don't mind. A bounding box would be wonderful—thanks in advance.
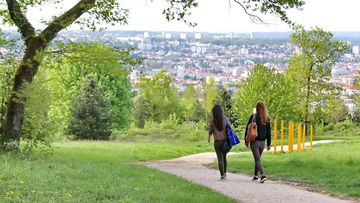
[145,140,357,203]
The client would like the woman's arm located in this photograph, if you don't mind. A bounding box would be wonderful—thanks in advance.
[208,121,214,143]
[266,121,271,149]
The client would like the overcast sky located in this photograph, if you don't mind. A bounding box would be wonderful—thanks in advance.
[15,0,360,32]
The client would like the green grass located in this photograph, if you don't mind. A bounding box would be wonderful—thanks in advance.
[226,138,360,198]
[0,141,236,202]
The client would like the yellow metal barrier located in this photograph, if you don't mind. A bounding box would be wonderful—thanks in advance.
[302,123,306,150]
[289,121,294,152]
[271,120,315,154]
[297,123,302,152]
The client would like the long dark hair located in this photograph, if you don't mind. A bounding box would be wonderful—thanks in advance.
[256,101,269,124]
[212,104,224,131]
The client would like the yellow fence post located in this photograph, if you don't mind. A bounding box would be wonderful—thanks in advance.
[302,123,306,151]
[297,123,302,152]
[289,121,294,152]
[274,119,277,154]
[288,121,291,152]
[310,125,313,152]
[281,120,284,152]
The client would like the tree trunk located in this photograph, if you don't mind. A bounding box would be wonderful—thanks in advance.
[303,74,311,136]
[0,37,45,151]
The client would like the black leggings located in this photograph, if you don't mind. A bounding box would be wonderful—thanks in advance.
[214,140,227,176]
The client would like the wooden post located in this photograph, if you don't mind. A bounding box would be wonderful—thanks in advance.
[281,120,284,152]
[274,119,277,154]
[297,123,301,152]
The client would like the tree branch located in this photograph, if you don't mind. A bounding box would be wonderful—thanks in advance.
[233,0,266,24]
[5,0,35,43]
[39,0,96,44]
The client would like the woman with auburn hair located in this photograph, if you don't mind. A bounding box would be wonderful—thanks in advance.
[244,101,271,183]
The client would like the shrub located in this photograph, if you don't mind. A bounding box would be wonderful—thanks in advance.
[160,114,180,129]
[333,120,354,131]
[322,123,335,132]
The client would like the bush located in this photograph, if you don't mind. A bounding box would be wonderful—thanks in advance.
[322,123,334,132]
[67,75,112,140]
[333,120,354,131]
[160,114,180,129]
[115,120,208,142]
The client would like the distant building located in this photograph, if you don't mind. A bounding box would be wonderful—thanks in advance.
[165,33,172,39]
[180,33,187,40]
[143,32,150,38]
[232,67,242,77]
[352,45,360,55]
[194,33,202,39]
[177,66,185,79]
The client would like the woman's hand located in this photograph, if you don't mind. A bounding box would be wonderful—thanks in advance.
[208,136,211,144]
[267,146,271,151]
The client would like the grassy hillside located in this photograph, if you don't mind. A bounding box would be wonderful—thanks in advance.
[0,141,235,202]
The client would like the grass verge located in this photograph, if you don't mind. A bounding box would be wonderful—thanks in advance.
[226,138,360,198]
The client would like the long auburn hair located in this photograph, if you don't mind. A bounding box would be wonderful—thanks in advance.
[212,104,224,131]
[256,101,269,124]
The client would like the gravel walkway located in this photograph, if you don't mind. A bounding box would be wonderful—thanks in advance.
[146,140,357,203]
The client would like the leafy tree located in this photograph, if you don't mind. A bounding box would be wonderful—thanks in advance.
[0,60,16,129]
[21,68,54,150]
[45,42,136,136]
[202,77,219,113]
[353,75,360,122]
[134,97,153,128]
[67,75,112,140]
[183,84,197,110]
[218,88,235,123]
[189,99,207,123]
[0,0,304,150]
[324,97,349,124]
[182,84,206,122]
[233,64,299,125]
[135,70,184,126]
[286,26,349,126]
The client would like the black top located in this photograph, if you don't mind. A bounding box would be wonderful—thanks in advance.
[244,114,271,146]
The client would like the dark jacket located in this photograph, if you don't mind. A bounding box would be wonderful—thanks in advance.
[244,114,271,146]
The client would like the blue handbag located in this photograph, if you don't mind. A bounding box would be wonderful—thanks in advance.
[226,118,240,146]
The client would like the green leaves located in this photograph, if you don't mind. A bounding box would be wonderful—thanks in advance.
[233,64,299,125]
[134,70,184,127]
[287,26,349,124]
[45,42,135,133]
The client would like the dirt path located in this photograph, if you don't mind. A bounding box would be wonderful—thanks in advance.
[145,140,356,203]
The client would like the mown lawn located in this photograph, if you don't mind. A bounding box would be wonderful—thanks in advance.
[0,141,235,202]
[226,138,360,198]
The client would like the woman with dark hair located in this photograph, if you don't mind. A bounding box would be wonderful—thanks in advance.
[245,101,271,183]
[208,104,231,180]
